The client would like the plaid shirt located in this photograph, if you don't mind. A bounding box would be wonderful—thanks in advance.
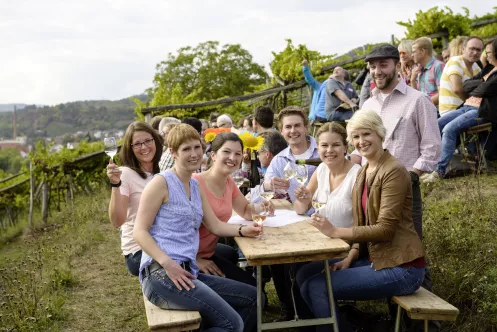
[417,57,445,98]
[159,148,174,172]
[361,79,441,172]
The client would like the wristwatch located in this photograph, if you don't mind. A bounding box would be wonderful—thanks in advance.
[110,180,122,188]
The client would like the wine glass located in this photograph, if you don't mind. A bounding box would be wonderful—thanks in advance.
[104,137,118,161]
[251,203,268,240]
[283,161,296,180]
[232,169,246,188]
[295,165,309,199]
[259,180,275,217]
[312,189,329,215]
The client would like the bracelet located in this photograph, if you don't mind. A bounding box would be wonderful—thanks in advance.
[238,225,246,237]
[110,180,122,188]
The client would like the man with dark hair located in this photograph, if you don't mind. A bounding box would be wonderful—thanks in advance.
[209,112,219,128]
[357,43,441,332]
[253,105,274,134]
[181,117,202,134]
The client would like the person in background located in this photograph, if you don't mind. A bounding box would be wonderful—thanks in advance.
[200,119,210,133]
[209,112,220,128]
[193,133,273,285]
[253,105,275,134]
[439,36,483,118]
[303,59,332,122]
[442,47,451,63]
[217,114,234,128]
[237,116,253,132]
[107,121,163,276]
[398,39,416,86]
[149,115,163,131]
[411,37,445,107]
[134,124,261,332]
[262,106,319,203]
[325,67,358,122]
[182,117,203,134]
[297,110,426,332]
[423,38,497,184]
[449,36,468,58]
[158,123,178,172]
[358,63,372,108]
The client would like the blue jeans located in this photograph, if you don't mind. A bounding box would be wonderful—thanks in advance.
[296,258,425,332]
[125,250,142,276]
[142,267,259,332]
[436,106,488,176]
[328,108,353,122]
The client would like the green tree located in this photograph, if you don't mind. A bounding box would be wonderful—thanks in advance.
[472,7,497,39]
[397,6,472,41]
[0,148,26,174]
[149,41,267,107]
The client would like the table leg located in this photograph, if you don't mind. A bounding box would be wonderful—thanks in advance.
[324,260,339,332]
[257,265,262,332]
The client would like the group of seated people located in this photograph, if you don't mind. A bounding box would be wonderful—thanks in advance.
[104,37,495,331]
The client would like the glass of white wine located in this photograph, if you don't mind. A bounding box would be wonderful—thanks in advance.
[232,169,246,188]
[283,161,296,180]
[312,189,328,215]
[104,137,118,161]
[295,165,308,197]
[260,180,275,217]
[251,203,268,240]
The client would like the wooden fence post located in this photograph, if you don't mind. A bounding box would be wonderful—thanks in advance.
[41,182,49,225]
[29,161,34,228]
[67,174,75,208]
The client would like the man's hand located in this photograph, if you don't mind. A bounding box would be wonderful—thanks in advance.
[197,258,225,277]
[266,177,289,192]
[302,59,308,67]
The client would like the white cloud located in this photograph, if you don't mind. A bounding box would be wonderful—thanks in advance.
[0,0,492,105]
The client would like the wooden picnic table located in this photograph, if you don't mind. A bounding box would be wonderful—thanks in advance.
[235,199,350,332]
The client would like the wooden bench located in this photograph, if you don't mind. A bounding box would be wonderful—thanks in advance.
[458,122,492,170]
[143,295,201,332]
[392,287,459,332]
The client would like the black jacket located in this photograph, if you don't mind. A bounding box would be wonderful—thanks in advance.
[463,64,497,123]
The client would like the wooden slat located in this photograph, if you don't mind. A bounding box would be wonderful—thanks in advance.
[143,295,201,331]
[392,287,459,321]
[465,123,492,135]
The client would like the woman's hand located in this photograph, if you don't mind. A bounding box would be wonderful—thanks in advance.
[260,200,275,216]
[241,223,262,238]
[330,258,352,271]
[197,258,224,277]
[308,212,336,238]
[106,159,122,185]
[161,259,196,291]
[294,186,311,201]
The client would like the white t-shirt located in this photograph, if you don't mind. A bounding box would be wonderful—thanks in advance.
[316,163,361,228]
[119,166,153,255]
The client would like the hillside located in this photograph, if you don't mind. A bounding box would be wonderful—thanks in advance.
[0,95,149,140]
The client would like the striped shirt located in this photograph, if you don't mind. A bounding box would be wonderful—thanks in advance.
[139,170,203,281]
[158,148,174,172]
[361,79,441,172]
[417,57,445,98]
[439,56,481,116]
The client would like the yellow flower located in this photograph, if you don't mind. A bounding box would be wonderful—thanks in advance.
[239,132,264,151]
[204,132,216,143]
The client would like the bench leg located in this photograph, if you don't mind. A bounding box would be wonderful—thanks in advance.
[257,266,262,332]
[324,260,339,332]
[424,320,428,332]
[394,305,402,332]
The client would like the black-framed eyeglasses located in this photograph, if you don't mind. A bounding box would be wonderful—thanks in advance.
[131,138,154,150]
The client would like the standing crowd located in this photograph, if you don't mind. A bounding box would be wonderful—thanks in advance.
[105,35,496,331]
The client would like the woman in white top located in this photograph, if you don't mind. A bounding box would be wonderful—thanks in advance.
[107,121,163,276]
[294,122,360,230]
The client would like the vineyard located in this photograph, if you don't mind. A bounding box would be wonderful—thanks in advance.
[0,140,110,243]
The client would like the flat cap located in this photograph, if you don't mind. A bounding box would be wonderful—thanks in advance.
[365,44,400,62]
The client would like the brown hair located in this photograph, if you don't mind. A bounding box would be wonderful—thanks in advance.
[277,106,309,128]
[149,115,163,131]
[207,132,244,169]
[316,122,347,146]
[167,123,201,152]
[120,121,163,179]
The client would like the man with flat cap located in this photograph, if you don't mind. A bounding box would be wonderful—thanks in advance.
[353,44,441,332]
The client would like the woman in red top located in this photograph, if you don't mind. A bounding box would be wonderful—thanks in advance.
[193,132,272,285]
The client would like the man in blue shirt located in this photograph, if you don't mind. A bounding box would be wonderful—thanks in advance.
[303,59,329,121]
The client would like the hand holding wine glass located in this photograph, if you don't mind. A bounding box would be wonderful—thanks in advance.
[104,137,118,161]
[251,203,268,240]
[283,161,297,181]
[295,165,308,198]
[309,189,334,236]
[106,159,122,185]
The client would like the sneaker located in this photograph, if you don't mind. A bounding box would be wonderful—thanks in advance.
[422,171,441,184]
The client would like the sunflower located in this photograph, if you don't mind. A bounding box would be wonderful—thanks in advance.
[204,132,216,143]
[239,132,264,151]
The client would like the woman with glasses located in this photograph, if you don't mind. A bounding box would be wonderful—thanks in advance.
[107,121,163,276]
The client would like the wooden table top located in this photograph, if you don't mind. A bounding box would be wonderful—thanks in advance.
[235,200,350,266]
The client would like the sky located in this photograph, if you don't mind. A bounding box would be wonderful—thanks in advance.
[0,0,492,106]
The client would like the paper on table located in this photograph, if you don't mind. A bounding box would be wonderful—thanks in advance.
[228,209,308,228]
